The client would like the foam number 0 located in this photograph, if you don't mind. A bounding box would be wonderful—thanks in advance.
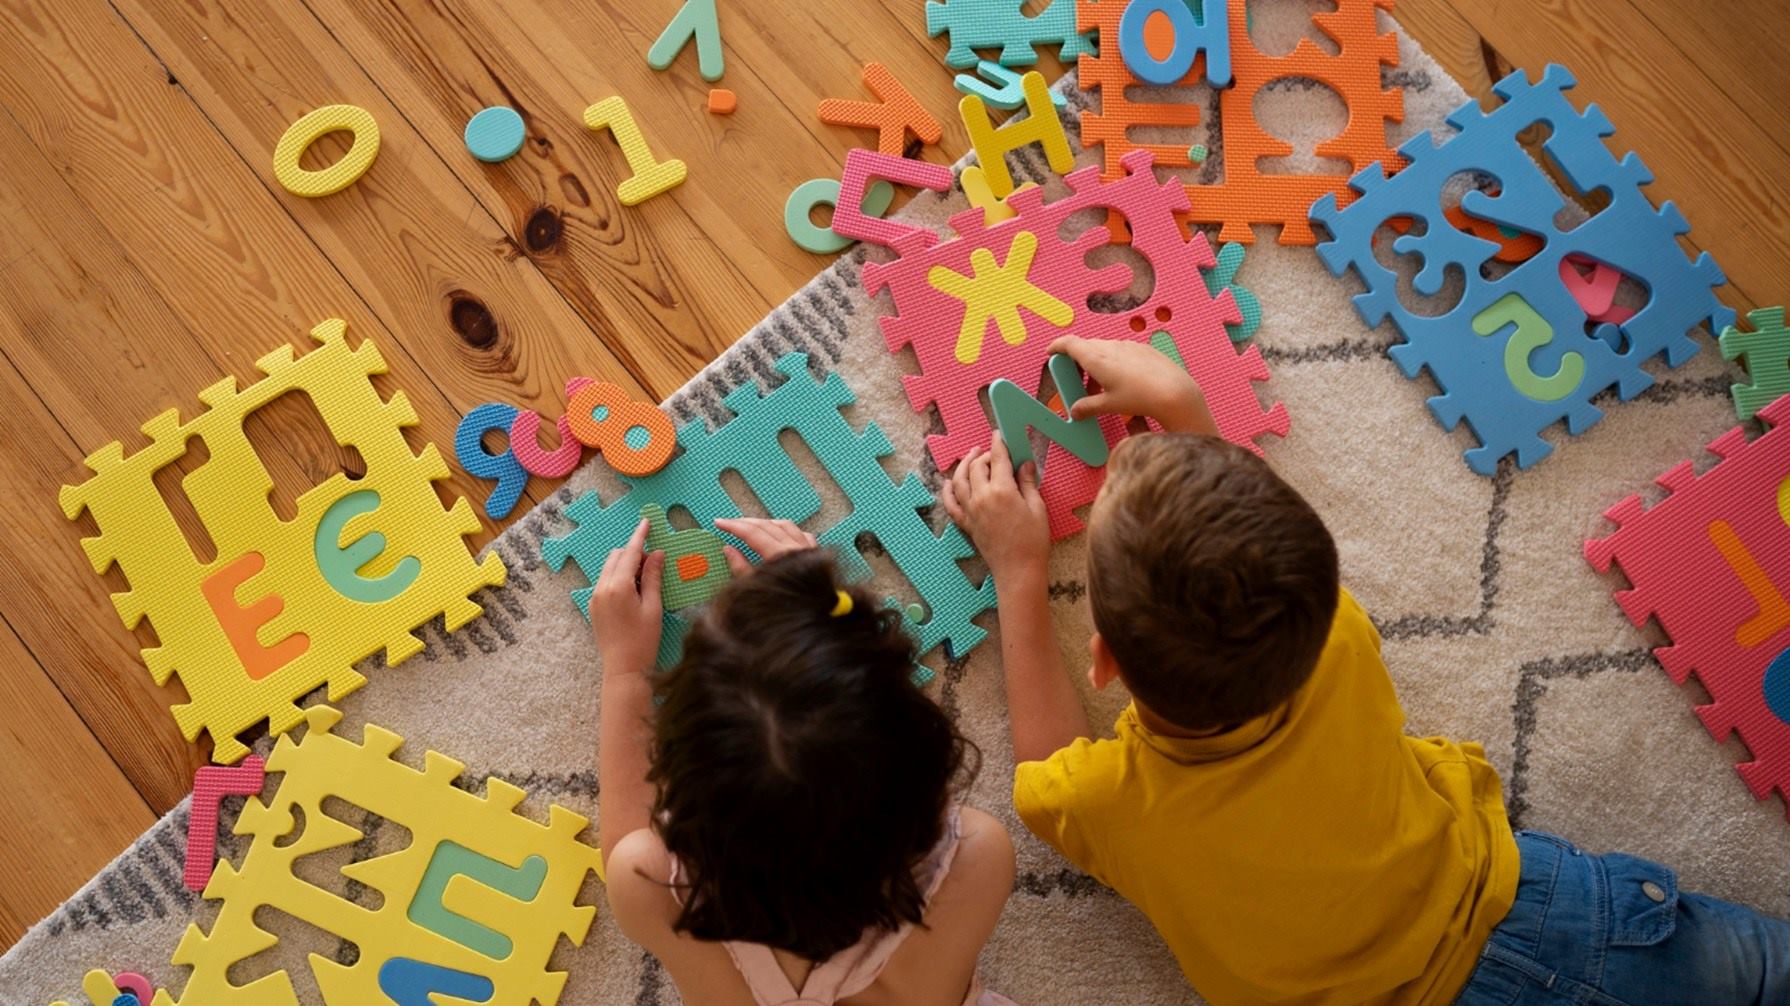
[567,381,676,476]
[274,105,380,197]
[584,97,687,206]
[1473,293,1584,403]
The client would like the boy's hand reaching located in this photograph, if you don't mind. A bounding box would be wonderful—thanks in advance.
[941,436,1050,585]
[1049,335,1219,436]
[591,518,665,678]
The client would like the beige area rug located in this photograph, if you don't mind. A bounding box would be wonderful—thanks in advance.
[4,9,1784,1005]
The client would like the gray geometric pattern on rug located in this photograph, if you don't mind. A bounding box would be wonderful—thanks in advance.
[5,12,1785,1005]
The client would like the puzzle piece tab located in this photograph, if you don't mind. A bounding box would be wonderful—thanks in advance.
[925,0,1096,68]
[1077,0,1405,245]
[863,150,1287,512]
[153,707,602,1006]
[1585,395,1790,816]
[1311,64,1734,475]
[58,321,506,763]
[1723,307,1790,422]
[542,354,996,670]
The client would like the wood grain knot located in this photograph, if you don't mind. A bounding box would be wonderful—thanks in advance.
[524,206,562,251]
[447,292,500,349]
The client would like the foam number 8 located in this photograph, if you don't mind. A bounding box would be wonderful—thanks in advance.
[566,381,675,476]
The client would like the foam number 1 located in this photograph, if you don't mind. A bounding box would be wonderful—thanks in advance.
[1473,293,1585,403]
[584,97,687,206]
[566,381,676,476]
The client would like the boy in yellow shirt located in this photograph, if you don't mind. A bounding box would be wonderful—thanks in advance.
[943,336,1790,1005]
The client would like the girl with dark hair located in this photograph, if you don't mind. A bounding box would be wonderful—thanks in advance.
[591,515,1019,1006]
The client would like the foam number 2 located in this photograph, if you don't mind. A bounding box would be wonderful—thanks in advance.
[1473,293,1584,403]
[989,353,1109,467]
[567,381,676,476]
[584,96,687,206]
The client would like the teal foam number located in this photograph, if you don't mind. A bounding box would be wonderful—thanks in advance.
[406,841,547,960]
[1202,243,1262,344]
[543,354,995,676]
[647,0,724,81]
[315,490,421,603]
[989,353,1109,467]
[953,60,1067,110]
[378,957,495,1004]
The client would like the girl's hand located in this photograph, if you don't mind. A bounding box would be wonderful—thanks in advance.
[712,518,818,576]
[591,518,665,677]
[941,436,1050,585]
[1047,335,1218,436]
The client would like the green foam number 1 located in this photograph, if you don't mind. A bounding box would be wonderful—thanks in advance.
[315,490,421,603]
[989,353,1109,467]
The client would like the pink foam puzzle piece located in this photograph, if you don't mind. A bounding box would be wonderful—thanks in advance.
[184,755,267,890]
[833,149,953,250]
[863,150,1289,495]
[1584,394,1790,815]
[508,377,596,479]
[1560,255,1638,325]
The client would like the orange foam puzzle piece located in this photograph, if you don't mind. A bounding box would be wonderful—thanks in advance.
[819,62,943,156]
[1078,0,1406,245]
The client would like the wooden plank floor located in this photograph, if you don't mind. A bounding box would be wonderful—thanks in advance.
[0,0,1784,949]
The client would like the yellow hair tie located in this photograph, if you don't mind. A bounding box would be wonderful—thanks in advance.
[830,590,854,618]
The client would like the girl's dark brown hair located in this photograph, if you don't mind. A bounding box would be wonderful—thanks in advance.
[648,548,978,961]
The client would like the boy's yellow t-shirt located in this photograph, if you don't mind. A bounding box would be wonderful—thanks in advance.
[1014,589,1519,1006]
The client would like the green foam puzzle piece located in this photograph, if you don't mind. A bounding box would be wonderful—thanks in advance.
[1202,242,1262,344]
[543,354,993,679]
[1722,306,1790,421]
[406,840,547,960]
[647,0,724,82]
[640,503,731,611]
[990,353,1109,467]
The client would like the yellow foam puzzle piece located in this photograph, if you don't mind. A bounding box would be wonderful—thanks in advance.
[149,707,602,1006]
[583,96,688,206]
[58,320,506,763]
[273,105,380,198]
[959,164,1036,224]
[957,71,1073,199]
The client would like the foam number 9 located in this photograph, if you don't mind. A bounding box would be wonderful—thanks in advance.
[566,381,675,476]
[455,402,529,520]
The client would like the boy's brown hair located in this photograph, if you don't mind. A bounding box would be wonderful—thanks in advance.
[1088,434,1340,731]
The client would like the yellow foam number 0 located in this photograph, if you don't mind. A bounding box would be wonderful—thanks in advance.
[566,381,677,476]
[1472,293,1585,403]
[583,97,688,206]
[274,104,381,197]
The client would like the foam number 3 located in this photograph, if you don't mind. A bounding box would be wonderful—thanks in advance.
[408,841,548,959]
[455,402,529,520]
[566,381,676,476]
[1473,293,1585,403]
[314,490,422,603]
[584,97,687,206]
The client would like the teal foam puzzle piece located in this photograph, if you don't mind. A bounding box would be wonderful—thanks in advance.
[406,840,547,960]
[543,354,996,674]
[1203,242,1262,344]
[641,503,731,611]
[647,0,724,82]
[991,353,1109,467]
[1722,306,1790,422]
[953,60,1067,109]
[925,0,1095,68]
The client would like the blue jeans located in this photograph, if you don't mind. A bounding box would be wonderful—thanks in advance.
[1454,831,1790,1005]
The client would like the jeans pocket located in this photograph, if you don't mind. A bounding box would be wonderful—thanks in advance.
[1601,852,1678,947]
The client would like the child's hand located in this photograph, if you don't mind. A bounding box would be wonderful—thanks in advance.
[1048,335,1219,436]
[941,436,1050,585]
[713,518,819,576]
[591,518,666,677]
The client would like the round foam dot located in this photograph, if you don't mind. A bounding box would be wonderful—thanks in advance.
[1188,143,1208,164]
[590,404,610,423]
[624,425,653,451]
[1765,647,1790,725]
[465,106,526,163]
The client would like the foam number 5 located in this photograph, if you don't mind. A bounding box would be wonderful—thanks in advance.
[1473,293,1585,403]
[566,381,676,476]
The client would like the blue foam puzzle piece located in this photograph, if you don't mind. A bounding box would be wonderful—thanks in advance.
[1309,64,1734,476]
[924,0,1096,68]
[454,402,528,520]
[542,354,992,677]
[377,957,495,1005]
[953,60,1067,109]
[1117,0,1230,87]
